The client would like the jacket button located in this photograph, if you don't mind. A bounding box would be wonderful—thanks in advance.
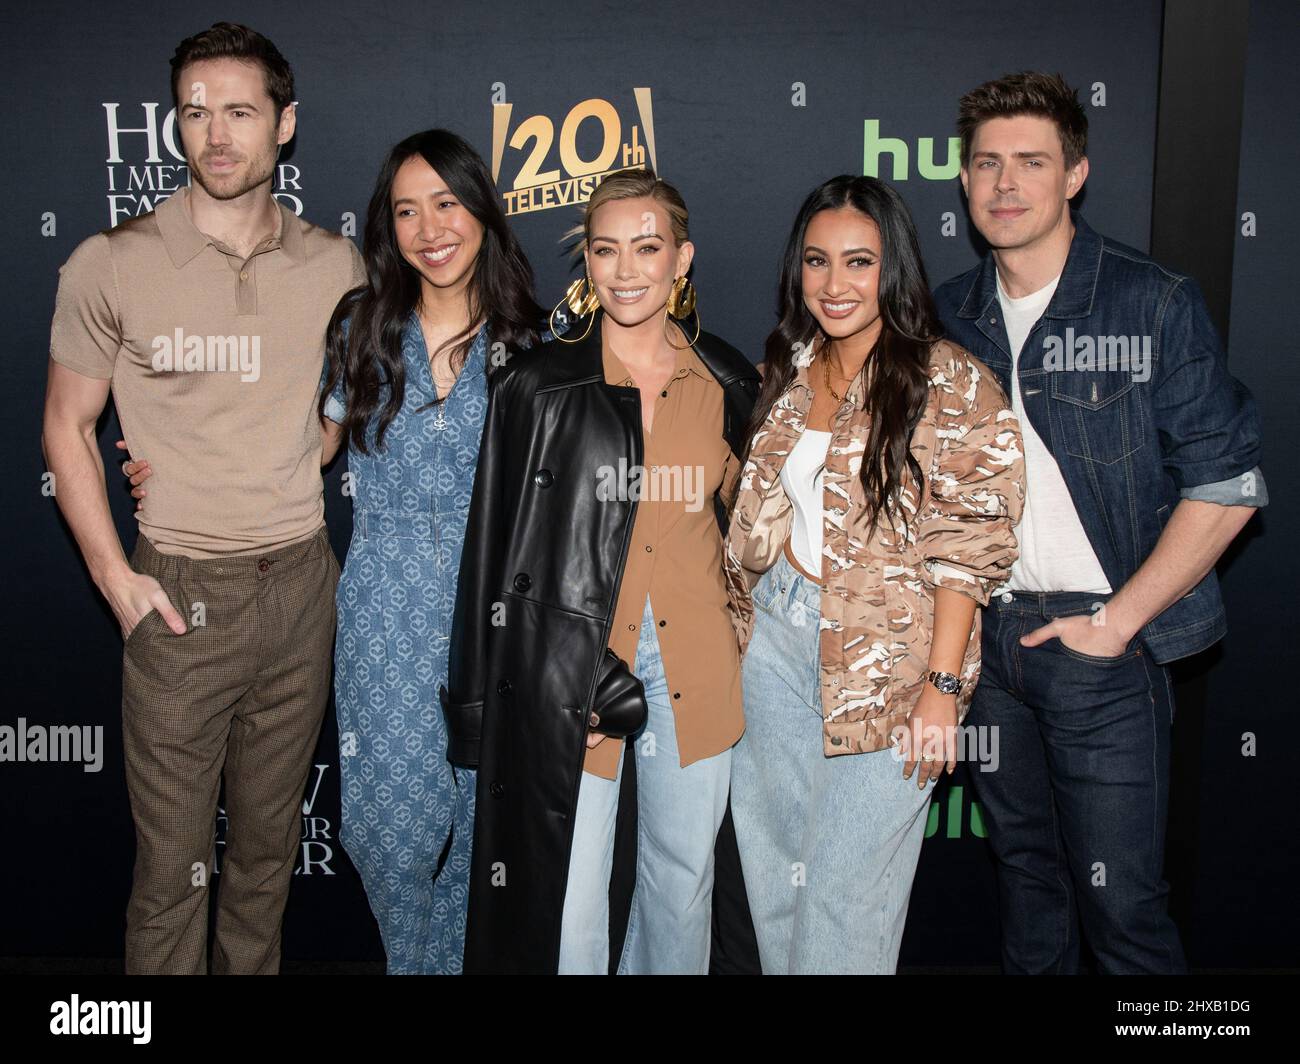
[830,736,842,746]
[534,469,553,488]
[489,781,504,798]
[513,573,531,592]
[497,679,512,696]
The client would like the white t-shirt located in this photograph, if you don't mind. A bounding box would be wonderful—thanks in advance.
[780,428,832,577]
[997,272,1112,594]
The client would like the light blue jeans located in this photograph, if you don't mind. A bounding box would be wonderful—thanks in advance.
[558,596,732,975]
[731,552,934,974]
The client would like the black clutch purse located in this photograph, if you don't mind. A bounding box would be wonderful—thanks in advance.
[588,648,648,740]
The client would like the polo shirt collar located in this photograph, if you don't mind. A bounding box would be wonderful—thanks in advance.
[275,202,306,262]
[155,187,208,268]
[155,186,305,267]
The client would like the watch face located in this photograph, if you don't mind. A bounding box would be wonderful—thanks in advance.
[931,672,961,694]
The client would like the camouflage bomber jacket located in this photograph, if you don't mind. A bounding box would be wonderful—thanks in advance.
[724,339,1025,757]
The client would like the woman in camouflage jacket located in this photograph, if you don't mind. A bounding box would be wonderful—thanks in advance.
[725,175,1024,974]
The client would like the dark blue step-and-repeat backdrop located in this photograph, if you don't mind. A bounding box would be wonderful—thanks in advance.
[2,0,1292,968]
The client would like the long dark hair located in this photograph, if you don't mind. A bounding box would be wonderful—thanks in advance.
[739,175,942,535]
[320,129,543,453]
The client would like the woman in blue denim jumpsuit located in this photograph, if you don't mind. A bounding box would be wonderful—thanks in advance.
[320,130,544,974]
[324,323,489,973]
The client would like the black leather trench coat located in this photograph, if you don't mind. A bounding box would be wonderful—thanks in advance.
[440,311,760,974]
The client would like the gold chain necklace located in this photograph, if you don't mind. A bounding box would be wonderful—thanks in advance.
[822,349,855,403]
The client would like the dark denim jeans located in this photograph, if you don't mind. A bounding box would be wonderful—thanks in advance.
[967,590,1187,974]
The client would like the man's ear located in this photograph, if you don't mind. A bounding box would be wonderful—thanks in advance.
[959,165,970,198]
[277,101,297,147]
[1066,155,1089,201]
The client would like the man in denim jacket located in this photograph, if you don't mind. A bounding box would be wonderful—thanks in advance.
[934,72,1265,974]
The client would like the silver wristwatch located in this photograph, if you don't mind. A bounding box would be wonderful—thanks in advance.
[927,670,963,695]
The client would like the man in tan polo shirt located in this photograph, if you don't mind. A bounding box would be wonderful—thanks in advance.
[41,23,364,975]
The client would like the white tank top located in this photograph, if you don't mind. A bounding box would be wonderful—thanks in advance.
[780,428,832,577]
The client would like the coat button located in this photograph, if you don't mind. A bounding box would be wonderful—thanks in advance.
[513,573,531,592]
[497,679,512,696]
[534,469,553,488]
[489,781,504,798]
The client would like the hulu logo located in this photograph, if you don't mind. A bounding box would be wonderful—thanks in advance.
[863,119,960,181]
[925,784,987,839]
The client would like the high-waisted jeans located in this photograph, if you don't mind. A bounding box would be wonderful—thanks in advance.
[730,552,934,974]
[558,596,732,975]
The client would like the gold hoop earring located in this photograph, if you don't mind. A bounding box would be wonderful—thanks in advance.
[664,275,700,349]
[550,276,600,344]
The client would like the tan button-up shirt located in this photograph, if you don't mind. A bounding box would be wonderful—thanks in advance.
[583,340,744,779]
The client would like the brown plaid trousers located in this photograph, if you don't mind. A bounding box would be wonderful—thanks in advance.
[121,525,339,974]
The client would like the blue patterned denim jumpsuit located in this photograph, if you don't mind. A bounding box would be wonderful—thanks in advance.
[323,317,490,974]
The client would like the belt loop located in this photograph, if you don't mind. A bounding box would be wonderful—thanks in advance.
[154,539,178,585]
[779,553,794,612]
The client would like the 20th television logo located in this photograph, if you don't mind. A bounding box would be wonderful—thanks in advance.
[490,86,656,216]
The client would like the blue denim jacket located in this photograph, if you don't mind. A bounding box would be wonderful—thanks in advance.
[934,214,1263,664]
